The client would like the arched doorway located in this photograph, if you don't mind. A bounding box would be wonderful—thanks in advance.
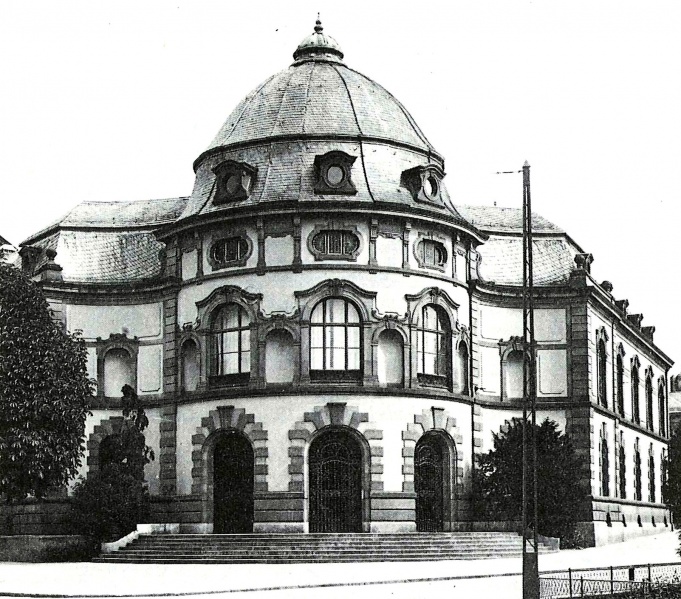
[415,432,450,532]
[309,428,363,533]
[213,431,254,534]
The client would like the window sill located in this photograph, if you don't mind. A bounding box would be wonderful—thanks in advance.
[209,373,250,387]
[310,370,362,384]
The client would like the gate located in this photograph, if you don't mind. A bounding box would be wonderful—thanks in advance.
[415,432,446,532]
[309,429,363,533]
[213,431,254,534]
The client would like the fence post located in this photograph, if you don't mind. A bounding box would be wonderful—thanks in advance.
[569,568,573,598]
[629,567,635,581]
[610,566,614,597]
[580,576,584,598]
[648,563,652,582]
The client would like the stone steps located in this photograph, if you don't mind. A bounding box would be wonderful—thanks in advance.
[94,532,558,563]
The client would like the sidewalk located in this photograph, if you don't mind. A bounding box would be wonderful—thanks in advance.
[0,531,678,598]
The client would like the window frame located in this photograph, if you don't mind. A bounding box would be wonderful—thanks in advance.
[631,358,641,425]
[415,304,451,388]
[309,297,362,383]
[209,303,252,385]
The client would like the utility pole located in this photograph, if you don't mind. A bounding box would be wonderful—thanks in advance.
[521,161,539,599]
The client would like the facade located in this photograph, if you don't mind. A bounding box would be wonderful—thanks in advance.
[18,22,672,546]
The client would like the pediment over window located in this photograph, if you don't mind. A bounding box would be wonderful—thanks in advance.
[212,160,257,204]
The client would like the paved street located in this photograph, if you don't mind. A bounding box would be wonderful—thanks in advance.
[0,531,679,598]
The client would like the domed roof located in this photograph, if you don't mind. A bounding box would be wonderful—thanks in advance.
[195,20,438,167]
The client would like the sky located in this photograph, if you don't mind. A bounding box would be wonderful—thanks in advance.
[1,1,680,367]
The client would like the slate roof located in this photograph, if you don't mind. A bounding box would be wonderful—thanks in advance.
[203,60,435,159]
[457,205,563,234]
[476,236,577,286]
[22,198,187,284]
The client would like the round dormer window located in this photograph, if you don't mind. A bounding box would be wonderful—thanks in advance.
[224,173,242,196]
[326,165,345,187]
[423,175,439,198]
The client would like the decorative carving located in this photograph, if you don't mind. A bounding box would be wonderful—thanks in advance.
[601,280,614,293]
[574,253,594,273]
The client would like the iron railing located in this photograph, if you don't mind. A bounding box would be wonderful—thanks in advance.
[540,562,681,598]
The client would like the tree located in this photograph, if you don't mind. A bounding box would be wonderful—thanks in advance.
[0,262,93,502]
[474,418,588,541]
[70,385,154,541]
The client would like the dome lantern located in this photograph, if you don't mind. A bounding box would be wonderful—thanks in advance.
[293,16,344,63]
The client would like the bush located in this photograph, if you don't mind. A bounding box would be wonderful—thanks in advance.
[69,465,149,542]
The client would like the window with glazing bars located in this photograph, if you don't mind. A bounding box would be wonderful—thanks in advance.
[634,448,642,501]
[310,298,361,372]
[311,231,359,258]
[619,445,626,499]
[632,366,640,424]
[659,384,667,437]
[416,306,448,378]
[646,376,654,432]
[616,354,625,416]
[211,304,250,377]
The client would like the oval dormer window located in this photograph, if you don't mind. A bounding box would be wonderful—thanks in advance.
[310,230,360,261]
[210,236,251,270]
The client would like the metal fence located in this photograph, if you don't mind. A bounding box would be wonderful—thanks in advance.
[539,562,681,598]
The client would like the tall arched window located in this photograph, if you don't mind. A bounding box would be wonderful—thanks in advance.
[600,428,610,497]
[211,303,251,382]
[631,359,640,425]
[616,352,625,417]
[618,441,626,499]
[310,298,361,381]
[649,448,656,503]
[659,381,667,437]
[597,338,607,408]
[645,372,654,432]
[415,305,450,387]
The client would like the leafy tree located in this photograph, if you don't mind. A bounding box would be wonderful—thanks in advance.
[70,385,154,541]
[662,428,681,523]
[0,262,93,502]
[474,418,588,541]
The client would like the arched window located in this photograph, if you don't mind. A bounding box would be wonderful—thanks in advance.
[504,350,524,400]
[211,304,251,382]
[601,429,610,497]
[103,348,134,397]
[310,298,361,381]
[415,305,450,387]
[597,338,607,408]
[454,342,469,395]
[659,381,667,437]
[616,352,625,417]
[631,360,640,425]
[634,441,642,501]
[181,339,200,392]
[646,372,654,432]
[649,448,656,503]
[618,442,626,499]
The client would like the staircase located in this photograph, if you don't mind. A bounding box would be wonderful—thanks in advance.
[94,532,558,563]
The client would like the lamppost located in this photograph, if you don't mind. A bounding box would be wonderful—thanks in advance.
[496,162,539,598]
[521,161,539,599]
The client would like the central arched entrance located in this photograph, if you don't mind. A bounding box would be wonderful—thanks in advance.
[415,431,449,532]
[213,430,254,534]
[309,428,363,533]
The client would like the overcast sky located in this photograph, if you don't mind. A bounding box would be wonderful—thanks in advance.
[2,1,680,368]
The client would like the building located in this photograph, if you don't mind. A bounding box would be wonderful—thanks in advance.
[17,21,672,546]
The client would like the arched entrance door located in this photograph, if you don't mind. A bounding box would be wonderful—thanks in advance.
[309,428,363,533]
[415,432,449,532]
[213,431,254,534]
